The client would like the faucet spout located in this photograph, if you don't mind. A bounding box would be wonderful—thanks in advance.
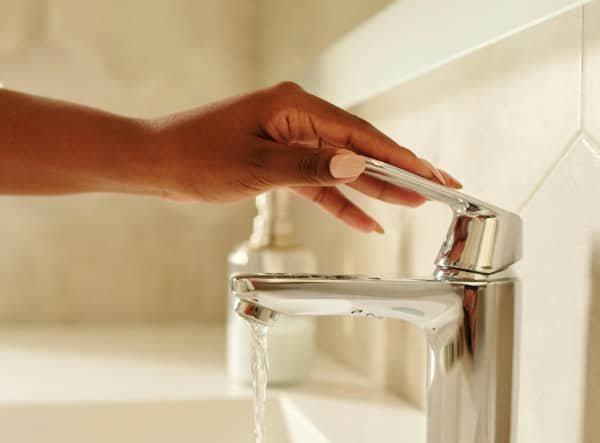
[231,273,467,330]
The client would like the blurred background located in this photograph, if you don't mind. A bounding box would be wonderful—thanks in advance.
[0,1,599,442]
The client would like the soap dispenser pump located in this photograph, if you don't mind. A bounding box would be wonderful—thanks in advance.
[226,190,317,385]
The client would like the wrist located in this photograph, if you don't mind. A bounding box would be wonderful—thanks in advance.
[133,115,202,199]
[119,117,177,197]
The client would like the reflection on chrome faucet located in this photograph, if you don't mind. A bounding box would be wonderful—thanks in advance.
[232,274,516,443]
[231,159,522,443]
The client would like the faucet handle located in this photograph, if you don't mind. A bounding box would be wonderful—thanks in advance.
[364,158,522,275]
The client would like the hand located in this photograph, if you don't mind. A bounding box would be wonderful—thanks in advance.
[150,82,461,233]
[0,85,459,233]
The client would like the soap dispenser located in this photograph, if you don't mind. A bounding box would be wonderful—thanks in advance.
[227,190,316,385]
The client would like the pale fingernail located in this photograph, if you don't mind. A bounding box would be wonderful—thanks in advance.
[330,154,366,178]
[373,222,385,234]
[440,169,463,188]
[420,159,447,185]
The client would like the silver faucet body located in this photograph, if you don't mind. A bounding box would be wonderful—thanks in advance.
[231,158,521,443]
[232,273,516,443]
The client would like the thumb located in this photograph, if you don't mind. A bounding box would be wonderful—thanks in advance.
[256,142,366,187]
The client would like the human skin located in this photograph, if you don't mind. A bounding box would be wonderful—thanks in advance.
[0,82,460,233]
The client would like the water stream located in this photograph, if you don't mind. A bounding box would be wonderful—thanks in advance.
[249,320,269,443]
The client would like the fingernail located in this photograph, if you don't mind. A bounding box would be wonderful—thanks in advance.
[440,169,463,188]
[330,154,366,178]
[420,159,447,185]
[373,222,385,234]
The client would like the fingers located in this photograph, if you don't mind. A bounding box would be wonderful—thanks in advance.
[266,84,460,187]
[251,138,365,187]
[438,168,463,188]
[250,137,460,209]
[348,175,427,207]
[419,159,462,189]
[292,186,384,234]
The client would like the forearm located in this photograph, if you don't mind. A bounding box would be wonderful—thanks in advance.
[0,89,159,196]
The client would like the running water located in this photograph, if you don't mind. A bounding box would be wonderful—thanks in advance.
[249,320,269,443]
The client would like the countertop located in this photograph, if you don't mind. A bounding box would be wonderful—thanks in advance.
[0,325,425,442]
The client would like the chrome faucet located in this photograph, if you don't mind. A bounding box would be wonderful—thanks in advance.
[231,158,522,443]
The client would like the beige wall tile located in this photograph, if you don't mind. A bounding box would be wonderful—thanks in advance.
[0,0,45,57]
[46,0,258,114]
[584,0,600,142]
[257,0,392,85]
[0,195,255,322]
[516,137,600,443]
[0,0,257,116]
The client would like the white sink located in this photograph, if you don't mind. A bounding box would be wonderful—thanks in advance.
[0,326,424,443]
[0,398,328,443]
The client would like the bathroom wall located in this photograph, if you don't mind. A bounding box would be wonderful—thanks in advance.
[0,0,258,322]
[260,2,600,442]
[256,0,393,86]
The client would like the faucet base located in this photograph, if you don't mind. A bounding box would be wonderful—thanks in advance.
[425,279,516,443]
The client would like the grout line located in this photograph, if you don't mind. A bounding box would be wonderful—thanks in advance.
[580,6,587,134]
[517,130,584,213]
[518,5,588,214]
[582,131,600,157]
[580,5,600,159]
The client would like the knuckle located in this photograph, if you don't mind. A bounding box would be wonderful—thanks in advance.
[263,84,304,140]
[354,114,372,127]
[246,147,271,170]
[311,188,328,205]
[376,182,389,200]
[335,200,352,219]
[273,81,302,95]
[240,173,271,194]
[297,152,327,183]
[269,106,300,142]
[267,82,304,111]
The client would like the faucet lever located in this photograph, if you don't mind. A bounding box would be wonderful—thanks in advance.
[364,158,522,274]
